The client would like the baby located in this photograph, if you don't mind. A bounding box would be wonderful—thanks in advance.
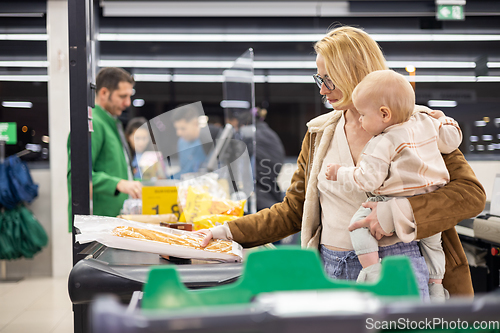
[326,69,462,301]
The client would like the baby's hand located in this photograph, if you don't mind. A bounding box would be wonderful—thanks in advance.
[428,110,445,119]
[325,163,341,181]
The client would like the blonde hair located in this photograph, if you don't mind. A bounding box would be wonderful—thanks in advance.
[314,26,388,107]
[352,70,415,123]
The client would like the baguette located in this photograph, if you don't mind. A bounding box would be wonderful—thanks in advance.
[112,226,236,256]
[117,214,177,224]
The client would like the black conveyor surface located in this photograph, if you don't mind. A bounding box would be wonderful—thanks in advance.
[68,243,242,305]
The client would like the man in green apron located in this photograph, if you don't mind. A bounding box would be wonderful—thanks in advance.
[67,67,142,230]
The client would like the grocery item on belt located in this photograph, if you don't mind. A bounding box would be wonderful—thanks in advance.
[182,186,245,223]
[112,226,236,256]
[117,214,177,224]
[74,215,242,262]
[175,173,247,223]
[159,222,193,231]
[192,214,239,231]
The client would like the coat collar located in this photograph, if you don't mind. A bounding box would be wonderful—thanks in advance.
[306,110,343,133]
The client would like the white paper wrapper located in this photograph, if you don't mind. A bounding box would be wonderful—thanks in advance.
[75,215,242,262]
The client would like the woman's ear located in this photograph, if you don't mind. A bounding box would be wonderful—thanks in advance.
[379,106,392,122]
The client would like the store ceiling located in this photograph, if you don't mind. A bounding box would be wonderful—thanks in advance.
[1,1,500,78]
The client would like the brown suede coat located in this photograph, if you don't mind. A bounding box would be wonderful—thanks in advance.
[228,121,486,297]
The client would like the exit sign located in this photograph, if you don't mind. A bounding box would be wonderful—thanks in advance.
[0,122,17,144]
[437,5,464,20]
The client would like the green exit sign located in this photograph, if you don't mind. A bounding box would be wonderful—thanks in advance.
[0,122,17,144]
[437,5,464,20]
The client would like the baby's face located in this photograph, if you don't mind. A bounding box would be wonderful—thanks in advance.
[354,97,389,137]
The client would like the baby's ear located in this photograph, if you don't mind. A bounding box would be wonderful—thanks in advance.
[379,106,392,121]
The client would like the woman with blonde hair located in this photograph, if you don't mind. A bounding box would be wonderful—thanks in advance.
[199,26,485,299]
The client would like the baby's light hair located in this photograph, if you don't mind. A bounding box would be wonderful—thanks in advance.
[352,70,415,124]
[314,26,388,108]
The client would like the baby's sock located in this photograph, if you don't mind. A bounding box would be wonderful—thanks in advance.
[356,262,382,283]
[428,282,449,302]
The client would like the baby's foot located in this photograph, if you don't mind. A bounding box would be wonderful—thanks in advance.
[356,262,382,283]
[428,282,450,302]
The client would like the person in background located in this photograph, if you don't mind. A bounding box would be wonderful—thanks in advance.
[125,117,151,179]
[198,26,485,299]
[67,67,142,224]
[172,105,220,178]
[227,107,285,211]
[125,117,166,180]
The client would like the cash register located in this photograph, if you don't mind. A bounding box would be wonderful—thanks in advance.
[455,173,500,292]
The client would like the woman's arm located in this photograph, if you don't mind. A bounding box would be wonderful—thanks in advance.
[410,149,486,239]
[200,132,312,248]
[224,132,311,248]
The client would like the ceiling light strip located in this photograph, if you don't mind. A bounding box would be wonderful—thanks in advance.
[1,101,33,108]
[387,61,475,68]
[0,59,486,69]
[476,76,500,82]
[407,75,476,82]
[371,34,500,42]
[0,73,497,83]
[100,59,480,69]
[133,74,500,83]
[0,61,49,67]
[97,33,500,43]
[0,75,49,82]
[0,34,48,41]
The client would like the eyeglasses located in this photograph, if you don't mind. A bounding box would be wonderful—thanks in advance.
[313,74,335,91]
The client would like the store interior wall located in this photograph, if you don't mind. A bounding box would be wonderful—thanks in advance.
[1,0,500,278]
[47,0,72,278]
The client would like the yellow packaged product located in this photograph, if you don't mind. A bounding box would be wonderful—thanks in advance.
[183,186,246,223]
[192,214,239,231]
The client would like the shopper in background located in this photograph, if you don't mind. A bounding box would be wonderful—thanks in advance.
[126,117,151,179]
[67,67,142,226]
[171,105,221,179]
[227,107,285,211]
[171,106,207,178]
[125,117,166,180]
[199,26,485,299]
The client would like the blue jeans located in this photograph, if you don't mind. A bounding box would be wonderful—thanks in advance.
[319,241,430,300]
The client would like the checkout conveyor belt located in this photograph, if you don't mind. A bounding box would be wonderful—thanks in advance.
[68,242,243,305]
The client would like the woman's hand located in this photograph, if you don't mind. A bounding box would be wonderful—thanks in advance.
[194,229,213,247]
[348,201,393,240]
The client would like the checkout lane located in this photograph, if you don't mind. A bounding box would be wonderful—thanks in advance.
[69,242,242,304]
[68,49,259,333]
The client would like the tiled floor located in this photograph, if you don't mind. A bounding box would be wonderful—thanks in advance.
[0,276,73,333]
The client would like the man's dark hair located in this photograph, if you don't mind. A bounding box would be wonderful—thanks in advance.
[96,67,134,94]
[172,104,201,123]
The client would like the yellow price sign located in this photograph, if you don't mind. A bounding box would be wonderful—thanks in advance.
[142,186,180,219]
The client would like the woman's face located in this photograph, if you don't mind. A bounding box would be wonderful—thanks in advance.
[129,127,150,153]
[315,54,348,110]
